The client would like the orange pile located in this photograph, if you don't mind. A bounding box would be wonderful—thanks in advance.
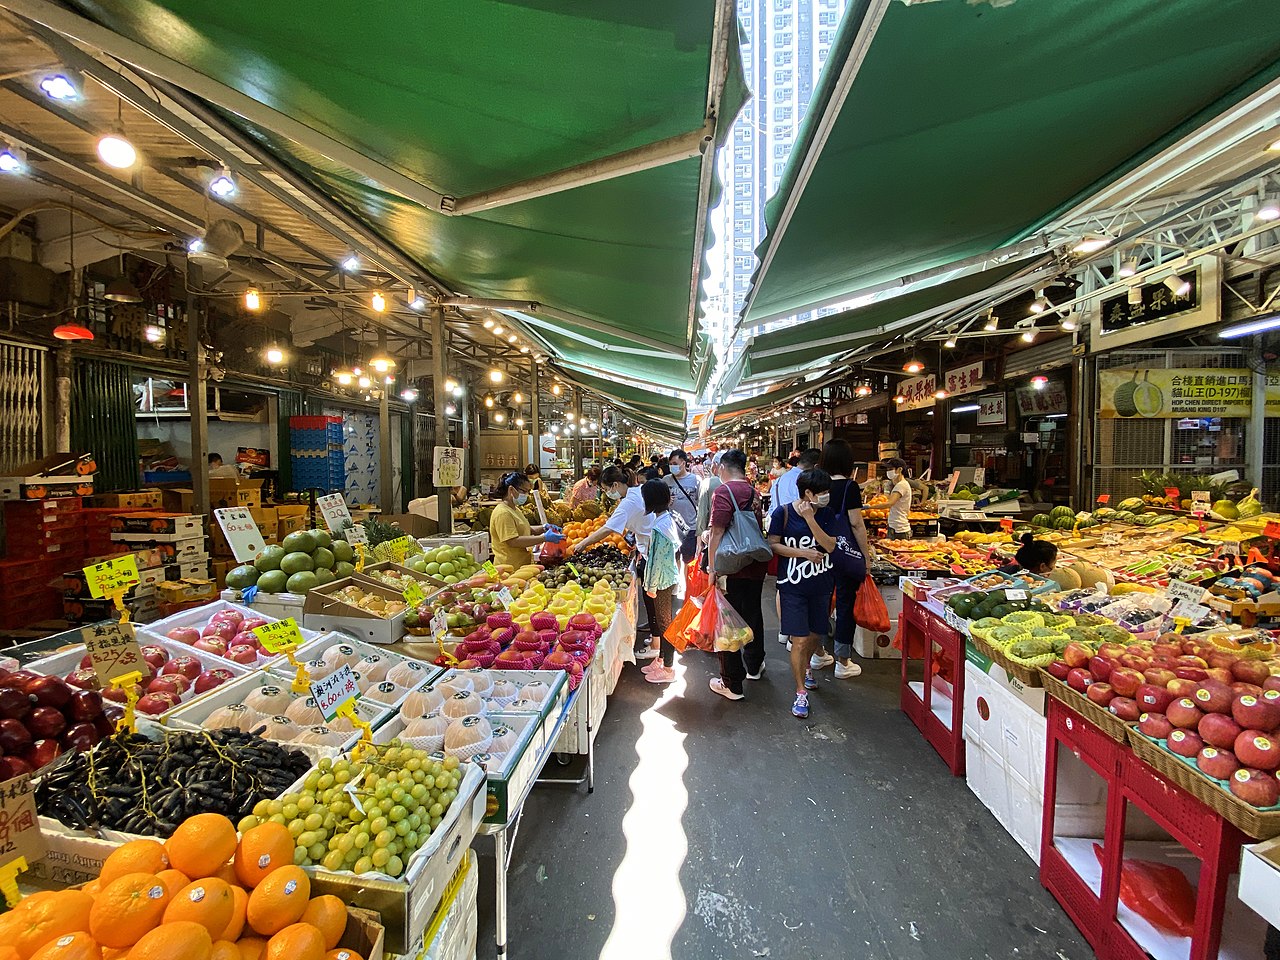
[0,816,362,960]
[561,515,626,552]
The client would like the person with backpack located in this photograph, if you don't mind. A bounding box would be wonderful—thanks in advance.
[768,468,838,719]
[706,449,770,701]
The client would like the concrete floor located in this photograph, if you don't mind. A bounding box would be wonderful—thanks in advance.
[474,584,1093,960]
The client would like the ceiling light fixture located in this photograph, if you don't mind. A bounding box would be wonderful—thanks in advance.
[484,395,494,408]
[512,392,523,404]
[1072,234,1111,254]
[1031,375,1048,389]
[943,335,957,349]
[934,388,947,400]
[983,310,998,332]
[1021,329,1036,343]
[187,237,204,254]
[494,412,505,424]
[551,384,561,396]
[38,71,81,101]
[551,424,560,434]
[492,325,504,336]
[489,369,504,384]
[855,385,871,397]
[370,354,395,373]
[103,275,143,303]
[358,375,371,389]
[144,324,164,344]
[265,346,284,365]
[370,291,386,313]
[893,394,906,405]
[53,323,93,341]
[336,371,353,386]
[341,255,360,272]
[902,358,924,374]
[515,417,524,428]
[445,378,458,392]
[1258,192,1280,222]
[243,288,261,311]
[0,145,25,174]
[1164,274,1191,297]
[445,403,456,415]
[401,388,418,402]
[1127,286,1143,306]
[1060,316,1077,332]
[1118,257,1138,278]
[209,166,236,198]
[519,346,529,354]
[409,296,425,310]
[96,127,136,169]
[1218,312,1280,339]
[1029,289,1048,313]
[483,319,495,329]
[452,385,464,398]
[507,334,517,343]
[951,404,980,414]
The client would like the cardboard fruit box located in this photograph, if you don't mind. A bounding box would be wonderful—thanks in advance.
[302,578,408,645]
[109,513,203,541]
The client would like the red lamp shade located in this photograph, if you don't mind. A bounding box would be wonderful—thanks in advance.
[53,324,94,341]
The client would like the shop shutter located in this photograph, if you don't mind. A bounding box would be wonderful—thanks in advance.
[276,389,302,493]
[1003,338,1076,380]
[71,358,138,492]
[0,341,44,473]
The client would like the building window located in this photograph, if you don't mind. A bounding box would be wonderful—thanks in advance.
[734,200,752,216]
[773,143,789,158]
[819,29,833,44]
[773,106,793,122]
[818,48,828,63]
[773,14,790,29]
[734,182,753,197]
[734,256,754,270]
[819,11,838,25]
[778,32,793,45]
[773,0,792,9]
[734,237,752,251]
[734,163,750,179]
[774,161,785,176]
[774,50,793,66]
[733,144,750,162]
[734,218,751,234]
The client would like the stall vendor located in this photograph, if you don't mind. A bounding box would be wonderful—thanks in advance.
[998,533,1059,575]
[489,472,563,568]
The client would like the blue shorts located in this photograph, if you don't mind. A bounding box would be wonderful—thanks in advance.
[779,589,832,638]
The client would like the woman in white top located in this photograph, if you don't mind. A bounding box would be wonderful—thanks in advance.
[884,457,914,538]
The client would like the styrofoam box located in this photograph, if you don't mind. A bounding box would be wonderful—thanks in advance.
[553,653,605,756]
[141,598,325,670]
[428,668,568,724]
[418,532,489,563]
[163,670,392,749]
[963,661,1047,784]
[374,710,541,773]
[421,851,478,960]
[1241,837,1280,928]
[26,636,254,721]
[220,588,308,623]
[277,635,444,710]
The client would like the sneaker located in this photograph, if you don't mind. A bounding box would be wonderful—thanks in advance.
[785,639,793,652]
[803,671,818,691]
[641,660,665,674]
[777,634,789,645]
[745,662,767,681]
[810,652,835,671]
[792,692,810,718]
[709,678,745,701]
[645,666,676,684]
[635,646,660,661]
[835,661,863,679]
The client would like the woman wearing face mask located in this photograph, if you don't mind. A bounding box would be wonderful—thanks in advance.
[489,472,564,569]
[569,464,603,507]
[768,468,838,719]
[884,457,914,539]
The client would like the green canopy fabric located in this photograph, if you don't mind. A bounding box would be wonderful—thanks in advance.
[69,0,745,386]
[728,258,1039,393]
[553,367,688,436]
[711,376,822,428]
[745,0,1280,324]
[528,323,712,394]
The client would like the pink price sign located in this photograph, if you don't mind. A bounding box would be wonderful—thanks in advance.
[309,664,359,722]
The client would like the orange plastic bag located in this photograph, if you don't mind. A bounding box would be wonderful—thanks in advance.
[855,579,891,634]
[664,597,701,653]
[685,550,709,598]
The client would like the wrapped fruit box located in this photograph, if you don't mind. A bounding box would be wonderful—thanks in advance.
[139,599,324,670]
[303,578,409,645]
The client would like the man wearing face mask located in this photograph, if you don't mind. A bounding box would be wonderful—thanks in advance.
[884,457,914,538]
[490,472,564,569]
[663,449,700,563]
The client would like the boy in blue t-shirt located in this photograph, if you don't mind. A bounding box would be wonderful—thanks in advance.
[767,468,837,719]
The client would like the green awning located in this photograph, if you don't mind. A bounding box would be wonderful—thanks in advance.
[731,258,1041,392]
[744,0,1280,324]
[553,367,688,437]
[528,323,711,394]
[67,0,745,384]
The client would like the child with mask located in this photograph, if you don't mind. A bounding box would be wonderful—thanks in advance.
[884,457,914,539]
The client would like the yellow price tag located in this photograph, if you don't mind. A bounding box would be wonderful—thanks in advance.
[354,543,366,573]
[83,555,140,600]
[1173,616,1191,634]
[403,581,426,606]
[253,618,305,653]
[482,560,498,578]
[0,857,28,909]
[386,536,413,562]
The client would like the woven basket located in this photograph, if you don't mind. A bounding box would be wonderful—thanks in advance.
[1040,672,1131,743]
[1127,731,1280,840]
[969,633,1046,687]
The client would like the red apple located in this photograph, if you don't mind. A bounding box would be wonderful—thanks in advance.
[209,610,244,629]
[1235,731,1280,771]
[1167,698,1203,729]
[140,645,168,672]
[1230,768,1280,807]
[166,627,201,645]
[1089,657,1114,683]
[1233,694,1280,732]
[230,632,259,650]
[0,718,31,755]
[1263,675,1280,695]
[24,676,70,710]
[225,645,258,665]
[1232,682,1264,700]
[1110,668,1144,698]
[101,685,129,704]
[1208,651,1241,671]
[64,668,100,691]
[1197,747,1240,781]
[25,706,65,739]
[1167,678,1199,698]
[0,688,29,721]
[1144,667,1177,688]
[135,692,178,716]
[1120,655,1150,671]
[1193,678,1235,715]
[1150,655,1177,669]
[1181,640,1206,656]
[162,656,202,681]
[24,739,61,769]
[1167,729,1203,758]
[147,675,188,698]
[1139,713,1174,739]
[1206,667,1234,686]
[1137,684,1175,713]
[1109,697,1141,722]
[1174,666,1208,682]
[1067,668,1094,692]
[0,756,32,781]
[240,617,270,633]
[1098,642,1128,660]
[60,722,98,753]
[0,671,35,691]
[1177,655,1208,669]
[1047,660,1070,681]
[1153,643,1182,659]
[193,669,234,693]
[193,637,228,657]
[67,689,103,723]
[1064,643,1093,668]
[1199,713,1243,749]
[1232,659,1272,686]
[1087,683,1115,707]
[202,621,238,642]
[92,714,116,739]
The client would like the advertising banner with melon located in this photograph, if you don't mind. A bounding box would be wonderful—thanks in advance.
[1099,369,1280,418]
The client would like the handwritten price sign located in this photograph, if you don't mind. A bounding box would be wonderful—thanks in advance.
[83,555,139,600]
[496,587,514,609]
[430,610,448,639]
[317,493,353,534]
[386,536,413,563]
[310,664,359,722]
[403,581,426,606]
[252,617,305,653]
[482,560,498,578]
[0,774,45,867]
[80,621,145,685]
[214,507,264,563]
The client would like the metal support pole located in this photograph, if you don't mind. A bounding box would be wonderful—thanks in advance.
[572,389,583,480]
[431,308,453,534]
[1250,354,1267,491]
[53,345,71,452]
[529,359,541,468]
[461,387,473,490]
[186,264,208,519]
[378,331,394,512]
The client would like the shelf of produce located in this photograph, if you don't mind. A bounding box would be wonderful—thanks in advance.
[900,594,966,775]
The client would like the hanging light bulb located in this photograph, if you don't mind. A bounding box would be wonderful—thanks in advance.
[452,384,465,398]
[401,388,419,402]
[336,370,353,386]
[551,383,562,396]
[934,388,947,400]
[512,392,524,404]
[902,358,924,374]
[370,291,386,313]
[0,145,25,174]
[494,412,505,424]
[358,375,371,389]
[551,424,560,434]
[97,127,136,169]
[445,403,456,416]
[244,288,261,311]
[445,378,458,393]
[38,72,80,101]
[209,166,236,198]
[144,324,164,344]
[507,334,517,343]
[489,369,504,384]
[515,417,525,428]
[265,345,284,365]
[519,346,530,354]
[1031,375,1049,389]
[341,255,360,271]
[483,318,495,329]
[484,395,494,408]
[370,354,396,373]
[567,412,575,421]
[492,325,504,336]
[893,394,906,405]
[855,384,871,397]
[187,237,204,254]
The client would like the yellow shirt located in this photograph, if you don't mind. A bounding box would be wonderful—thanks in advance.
[490,501,533,568]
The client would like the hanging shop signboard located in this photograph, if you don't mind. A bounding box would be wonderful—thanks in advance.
[976,393,1007,426]
[1090,257,1220,353]
[1014,380,1069,416]
[942,361,985,397]
[896,373,937,411]
[1098,369,1280,418]
[432,446,465,488]
[1099,270,1199,334]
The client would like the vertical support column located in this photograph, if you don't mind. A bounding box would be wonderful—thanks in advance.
[54,345,72,452]
[431,307,452,534]
[529,359,540,467]
[378,330,394,512]
[186,265,209,519]
[1249,358,1266,491]
[572,387,583,479]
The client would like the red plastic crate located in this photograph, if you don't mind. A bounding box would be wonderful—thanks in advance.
[0,557,57,587]
[289,415,341,429]
[7,524,86,552]
[0,593,61,630]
